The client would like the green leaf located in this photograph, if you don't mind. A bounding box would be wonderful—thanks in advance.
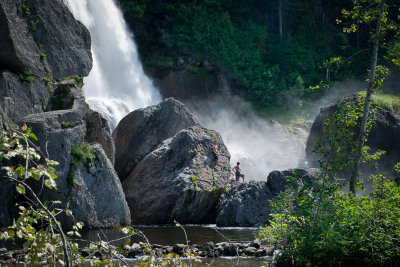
[16,184,26,195]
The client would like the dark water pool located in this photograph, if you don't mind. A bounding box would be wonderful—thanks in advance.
[81,224,260,246]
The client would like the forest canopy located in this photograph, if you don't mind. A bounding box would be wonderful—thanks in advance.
[119,0,400,113]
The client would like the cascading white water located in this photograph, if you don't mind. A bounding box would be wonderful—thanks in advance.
[64,0,303,180]
[64,0,160,129]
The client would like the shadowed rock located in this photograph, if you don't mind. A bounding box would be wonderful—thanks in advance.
[216,168,319,227]
[306,94,400,179]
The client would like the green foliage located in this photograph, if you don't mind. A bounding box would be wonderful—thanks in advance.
[56,76,84,88]
[19,69,35,83]
[190,175,198,191]
[30,20,38,31]
[313,95,383,176]
[41,77,51,84]
[61,120,82,129]
[259,175,400,266]
[68,142,96,187]
[22,2,31,16]
[0,126,188,266]
[359,92,400,113]
[212,169,216,191]
[395,162,400,173]
[257,98,400,265]
[40,53,46,62]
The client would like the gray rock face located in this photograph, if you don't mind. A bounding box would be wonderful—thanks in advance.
[0,71,50,121]
[216,168,319,227]
[0,0,92,79]
[21,110,130,229]
[113,98,201,181]
[50,81,115,164]
[216,181,273,227]
[65,144,130,228]
[84,111,115,165]
[123,126,231,224]
[306,94,400,179]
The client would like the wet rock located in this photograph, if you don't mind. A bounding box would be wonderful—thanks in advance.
[123,126,230,224]
[173,244,187,254]
[200,242,215,252]
[113,98,200,181]
[244,247,257,256]
[249,239,261,249]
[20,110,130,229]
[255,249,267,257]
[0,0,92,79]
[223,243,239,256]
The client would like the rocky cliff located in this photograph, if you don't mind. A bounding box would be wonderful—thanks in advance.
[0,0,128,229]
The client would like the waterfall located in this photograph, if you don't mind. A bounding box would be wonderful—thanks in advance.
[64,0,160,129]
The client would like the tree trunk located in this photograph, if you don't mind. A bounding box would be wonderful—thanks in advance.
[349,0,385,195]
[279,0,283,38]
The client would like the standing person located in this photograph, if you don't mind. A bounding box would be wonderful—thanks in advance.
[212,141,219,166]
[232,162,245,185]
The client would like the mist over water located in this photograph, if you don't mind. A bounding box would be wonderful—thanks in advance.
[64,0,160,129]
[189,97,306,181]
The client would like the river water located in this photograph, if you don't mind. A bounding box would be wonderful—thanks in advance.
[81,224,259,246]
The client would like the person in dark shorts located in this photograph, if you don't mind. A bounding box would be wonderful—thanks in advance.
[212,141,219,166]
[232,162,245,185]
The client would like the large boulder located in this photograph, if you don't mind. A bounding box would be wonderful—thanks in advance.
[216,181,273,227]
[0,0,92,79]
[216,168,319,227]
[113,98,200,181]
[267,168,319,196]
[21,110,130,229]
[306,94,400,179]
[123,126,231,224]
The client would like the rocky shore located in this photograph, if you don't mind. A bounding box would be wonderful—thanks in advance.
[0,240,272,264]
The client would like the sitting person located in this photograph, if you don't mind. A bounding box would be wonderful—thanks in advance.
[212,141,219,166]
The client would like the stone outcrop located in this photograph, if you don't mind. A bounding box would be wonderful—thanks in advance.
[123,126,231,224]
[0,0,92,79]
[50,81,115,163]
[113,98,200,181]
[21,110,130,229]
[306,94,400,179]
[216,181,273,227]
[216,168,319,227]
[0,71,50,121]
